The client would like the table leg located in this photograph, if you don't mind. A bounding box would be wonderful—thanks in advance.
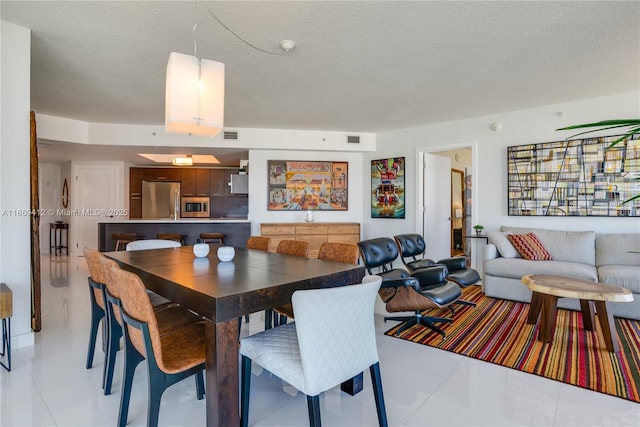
[579,299,596,331]
[538,294,558,343]
[527,291,543,325]
[594,301,619,353]
[204,318,240,427]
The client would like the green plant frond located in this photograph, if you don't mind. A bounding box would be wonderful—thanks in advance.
[619,194,640,205]
[556,120,640,131]
[607,127,640,148]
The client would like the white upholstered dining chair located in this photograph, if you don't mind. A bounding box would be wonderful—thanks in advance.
[126,239,181,251]
[239,274,388,427]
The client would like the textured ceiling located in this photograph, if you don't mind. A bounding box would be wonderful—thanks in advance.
[2,1,639,134]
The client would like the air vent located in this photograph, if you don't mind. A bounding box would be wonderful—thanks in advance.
[347,135,360,144]
[223,131,238,140]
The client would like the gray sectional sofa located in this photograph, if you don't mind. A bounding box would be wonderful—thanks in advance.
[483,226,640,320]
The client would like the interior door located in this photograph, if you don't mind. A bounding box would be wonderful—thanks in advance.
[74,164,121,253]
[423,152,452,261]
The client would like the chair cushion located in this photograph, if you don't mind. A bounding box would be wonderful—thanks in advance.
[447,269,480,287]
[418,281,462,306]
[406,258,436,271]
[507,233,553,261]
[437,257,467,272]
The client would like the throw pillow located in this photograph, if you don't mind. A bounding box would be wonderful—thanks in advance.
[507,233,553,261]
[487,231,520,258]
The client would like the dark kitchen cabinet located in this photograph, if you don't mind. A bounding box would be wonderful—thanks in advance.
[181,169,196,196]
[209,169,226,196]
[129,168,143,218]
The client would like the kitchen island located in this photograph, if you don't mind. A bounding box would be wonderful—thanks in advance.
[98,219,251,252]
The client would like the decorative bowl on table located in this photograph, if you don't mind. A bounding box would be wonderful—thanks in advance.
[217,246,235,262]
[193,243,210,258]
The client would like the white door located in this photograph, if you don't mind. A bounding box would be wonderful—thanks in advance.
[73,164,121,253]
[423,152,452,261]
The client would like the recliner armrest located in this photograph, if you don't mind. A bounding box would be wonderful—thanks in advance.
[379,276,420,292]
[436,257,466,272]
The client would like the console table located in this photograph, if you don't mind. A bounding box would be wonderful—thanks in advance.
[260,222,361,258]
[49,222,69,255]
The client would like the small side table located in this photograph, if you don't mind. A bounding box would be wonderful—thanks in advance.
[50,222,69,255]
[463,234,489,272]
[0,282,12,371]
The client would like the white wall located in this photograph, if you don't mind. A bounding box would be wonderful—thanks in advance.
[0,21,33,347]
[248,150,364,235]
[366,91,640,242]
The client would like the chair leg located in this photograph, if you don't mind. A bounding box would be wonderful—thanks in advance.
[117,340,144,427]
[244,315,250,323]
[195,370,205,400]
[306,395,321,427]
[103,315,122,395]
[147,368,166,427]
[86,299,104,369]
[369,363,388,427]
[0,318,11,372]
[417,314,451,338]
[241,356,252,427]
[279,314,288,326]
[264,309,273,330]
[456,299,476,308]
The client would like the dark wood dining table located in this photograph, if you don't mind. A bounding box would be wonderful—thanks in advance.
[105,245,365,427]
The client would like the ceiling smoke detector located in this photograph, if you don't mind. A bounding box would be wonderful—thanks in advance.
[279,40,295,52]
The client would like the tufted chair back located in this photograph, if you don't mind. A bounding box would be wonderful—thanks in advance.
[357,238,399,273]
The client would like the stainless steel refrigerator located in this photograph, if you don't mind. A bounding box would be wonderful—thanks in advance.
[142,181,180,219]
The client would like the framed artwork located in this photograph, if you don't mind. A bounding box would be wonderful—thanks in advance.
[371,157,405,218]
[507,133,639,216]
[267,160,348,210]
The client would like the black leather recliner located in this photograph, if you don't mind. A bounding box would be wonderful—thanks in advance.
[357,237,462,338]
[394,233,481,287]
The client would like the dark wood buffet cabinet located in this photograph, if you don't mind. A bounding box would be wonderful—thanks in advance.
[129,167,247,219]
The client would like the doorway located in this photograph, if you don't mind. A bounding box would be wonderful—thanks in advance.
[417,144,476,263]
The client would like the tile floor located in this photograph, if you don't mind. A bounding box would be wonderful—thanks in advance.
[0,254,638,426]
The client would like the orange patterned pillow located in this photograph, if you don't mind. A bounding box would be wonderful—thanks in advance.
[506,233,552,261]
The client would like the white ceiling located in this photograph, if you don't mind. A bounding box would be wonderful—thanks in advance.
[2,1,640,164]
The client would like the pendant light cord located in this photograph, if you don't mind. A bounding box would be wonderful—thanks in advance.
[202,3,285,56]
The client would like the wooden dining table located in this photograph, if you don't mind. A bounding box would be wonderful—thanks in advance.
[105,245,365,427]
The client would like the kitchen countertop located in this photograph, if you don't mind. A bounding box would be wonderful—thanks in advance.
[98,218,250,223]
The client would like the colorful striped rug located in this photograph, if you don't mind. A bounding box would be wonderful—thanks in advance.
[384,285,640,402]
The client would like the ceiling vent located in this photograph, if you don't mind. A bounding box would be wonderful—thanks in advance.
[223,131,239,140]
[347,135,360,144]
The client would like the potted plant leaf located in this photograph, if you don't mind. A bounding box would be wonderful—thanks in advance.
[557,119,640,204]
[473,224,484,236]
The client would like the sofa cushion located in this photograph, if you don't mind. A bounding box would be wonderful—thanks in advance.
[501,227,595,265]
[598,265,640,293]
[487,231,520,258]
[484,258,598,282]
[596,234,640,267]
[508,233,552,261]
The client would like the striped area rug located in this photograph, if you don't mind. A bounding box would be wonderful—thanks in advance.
[384,285,640,402]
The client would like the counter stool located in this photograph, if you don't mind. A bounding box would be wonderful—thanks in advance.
[156,233,185,246]
[199,232,225,244]
[112,233,137,251]
[0,283,12,371]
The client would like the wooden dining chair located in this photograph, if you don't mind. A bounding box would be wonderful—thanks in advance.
[87,248,201,402]
[246,235,271,252]
[272,242,360,326]
[240,275,387,427]
[110,264,206,427]
[82,248,109,384]
[264,240,310,329]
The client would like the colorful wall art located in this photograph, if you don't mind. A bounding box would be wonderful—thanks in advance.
[371,157,405,218]
[267,160,348,211]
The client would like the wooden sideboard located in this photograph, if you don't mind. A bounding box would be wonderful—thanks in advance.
[260,222,361,258]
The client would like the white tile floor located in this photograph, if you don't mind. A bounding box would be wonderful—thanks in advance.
[1,254,639,426]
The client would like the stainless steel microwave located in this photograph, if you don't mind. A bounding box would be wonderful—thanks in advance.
[181,197,210,218]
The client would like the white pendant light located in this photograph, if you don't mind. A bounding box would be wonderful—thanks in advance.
[165,52,225,137]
